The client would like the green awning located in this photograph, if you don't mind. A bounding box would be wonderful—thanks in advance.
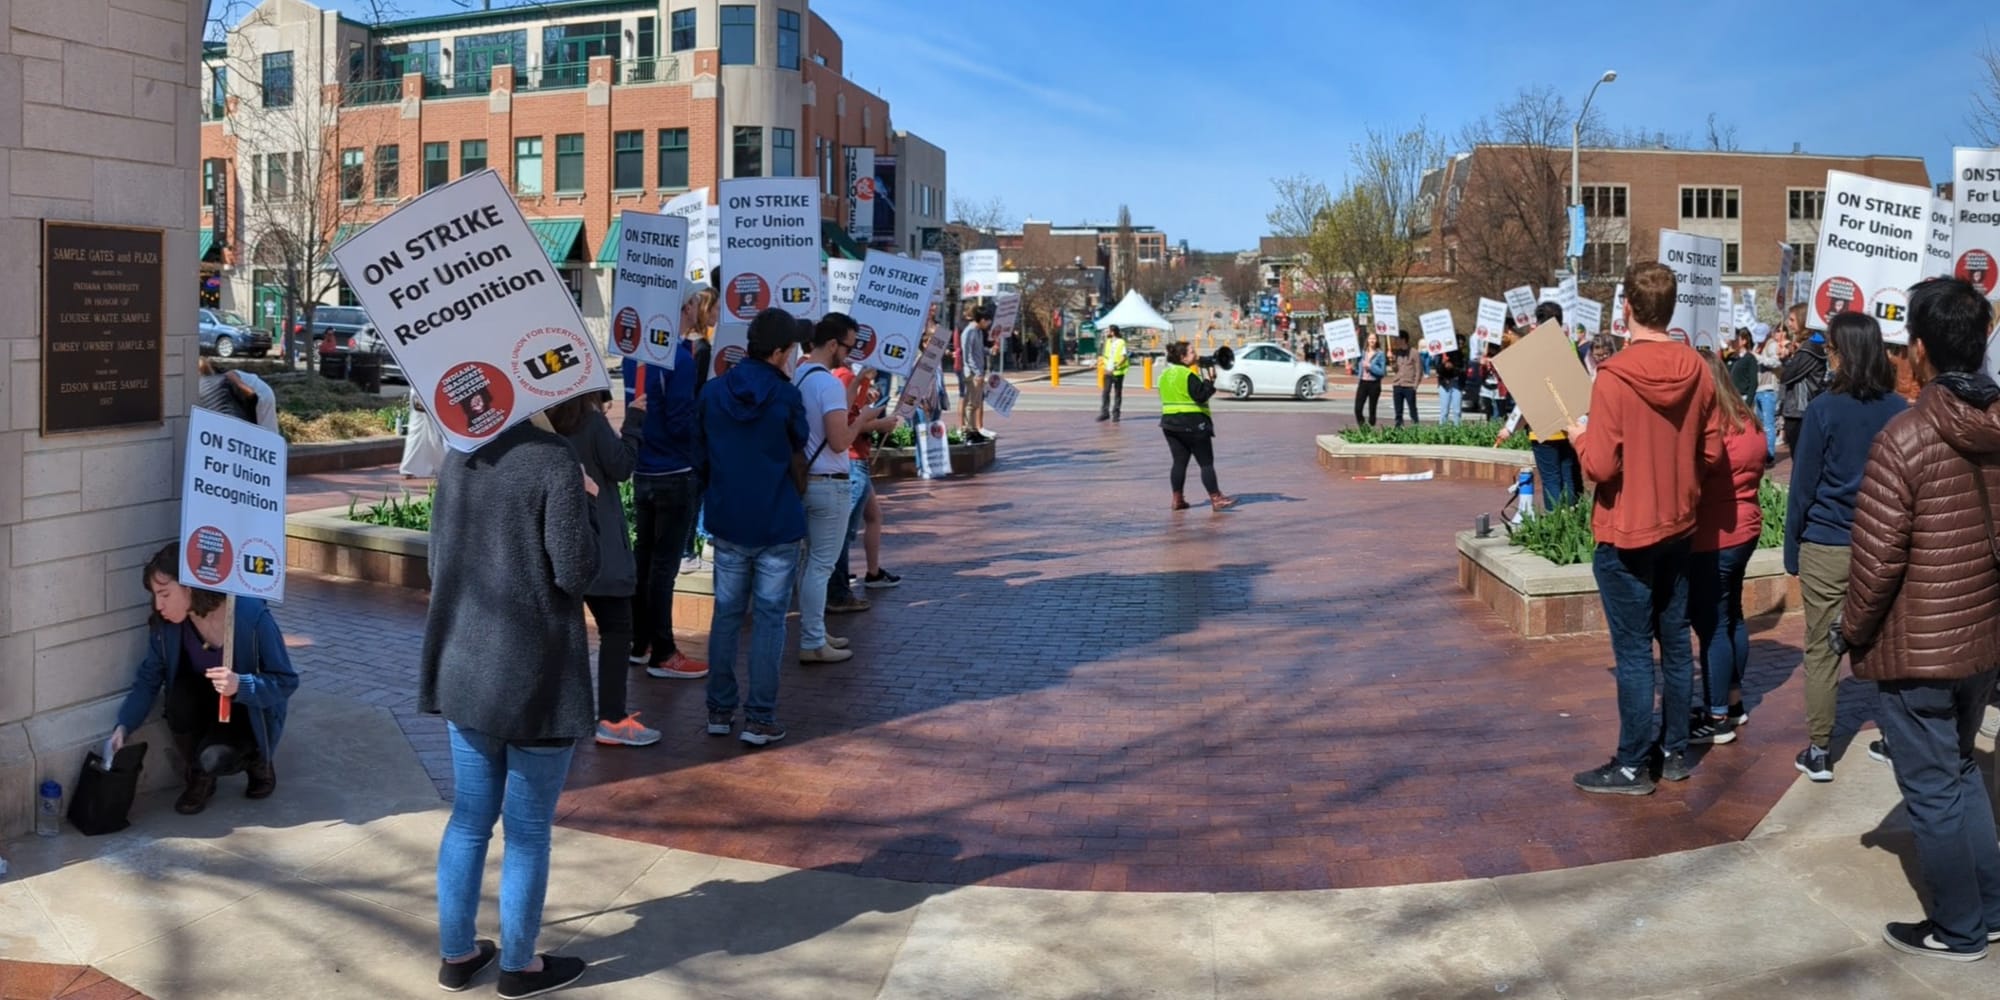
[531,218,586,265]
[198,229,214,259]
[594,216,623,267]
[821,220,865,261]
[330,224,363,250]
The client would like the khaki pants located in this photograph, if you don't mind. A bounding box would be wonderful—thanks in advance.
[1799,541,1851,748]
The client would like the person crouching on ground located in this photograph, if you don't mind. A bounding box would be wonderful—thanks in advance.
[111,543,298,815]
[1159,340,1236,511]
[1836,277,2000,961]
[1568,261,1722,795]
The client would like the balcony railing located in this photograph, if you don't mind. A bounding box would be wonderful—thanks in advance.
[615,56,679,85]
[342,79,402,106]
[525,61,592,91]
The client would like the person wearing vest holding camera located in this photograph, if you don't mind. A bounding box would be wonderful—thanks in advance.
[1098,325,1130,423]
[1159,340,1236,512]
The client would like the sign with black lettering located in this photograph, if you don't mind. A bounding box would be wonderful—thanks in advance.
[1813,169,1929,344]
[41,222,165,435]
[845,250,941,378]
[180,406,288,601]
[1658,229,1723,349]
[719,177,822,321]
[608,209,686,368]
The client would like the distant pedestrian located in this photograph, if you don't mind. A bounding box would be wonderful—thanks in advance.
[1753,322,1783,462]
[1098,325,1129,422]
[1354,333,1385,427]
[1390,332,1420,427]
[1779,303,1829,454]
[630,293,710,683]
[960,308,994,441]
[1727,328,1758,407]
[1159,340,1235,511]
[1688,353,1767,747]
[1435,348,1465,426]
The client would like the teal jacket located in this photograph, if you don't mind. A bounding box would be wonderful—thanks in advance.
[116,597,298,759]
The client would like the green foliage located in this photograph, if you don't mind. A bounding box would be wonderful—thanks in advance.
[346,488,433,531]
[1338,424,1532,450]
[883,424,967,449]
[1509,481,1790,566]
[1758,477,1786,549]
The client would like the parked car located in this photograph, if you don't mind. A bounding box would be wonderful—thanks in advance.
[197,308,272,358]
[1216,341,1327,400]
[348,325,406,384]
[293,305,371,353]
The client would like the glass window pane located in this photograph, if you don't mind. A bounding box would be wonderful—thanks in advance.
[340,148,364,200]
[614,131,644,189]
[262,51,293,107]
[778,9,799,70]
[516,137,542,195]
[555,133,584,192]
[658,128,689,189]
[772,127,794,177]
[454,30,527,91]
[670,9,696,51]
[732,125,761,178]
[461,139,487,175]
[721,5,755,65]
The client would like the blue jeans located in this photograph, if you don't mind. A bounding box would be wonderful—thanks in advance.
[1532,439,1582,510]
[706,538,799,725]
[1592,538,1695,767]
[1753,389,1778,459]
[1687,540,1755,714]
[1875,672,2000,951]
[1437,385,1463,425]
[831,460,872,599]
[796,478,850,650]
[437,724,576,973]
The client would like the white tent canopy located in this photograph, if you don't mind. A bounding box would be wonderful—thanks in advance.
[1093,290,1173,332]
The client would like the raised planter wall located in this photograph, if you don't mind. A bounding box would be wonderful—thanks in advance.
[1315,435,1528,487]
[873,438,996,479]
[289,435,404,476]
[1457,531,1801,638]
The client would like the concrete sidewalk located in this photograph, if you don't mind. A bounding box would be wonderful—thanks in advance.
[3,688,1992,999]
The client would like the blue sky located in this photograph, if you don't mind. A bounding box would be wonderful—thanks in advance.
[310,0,1995,250]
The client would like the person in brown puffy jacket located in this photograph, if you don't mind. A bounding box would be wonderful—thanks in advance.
[1837,276,2000,962]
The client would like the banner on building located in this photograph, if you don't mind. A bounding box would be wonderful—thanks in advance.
[1504,285,1537,331]
[1323,316,1360,365]
[960,249,1001,299]
[663,188,711,285]
[719,177,822,323]
[845,146,876,245]
[1657,229,1724,350]
[990,291,1021,341]
[1923,196,1955,280]
[1472,298,1506,358]
[827,257,864,314]
[846,250,940,378]
[607,210,687,368]
[1370,293,1399,342]
[984,374,1020,417]
[1951,150,2000,301]
[1573,297,1603,337]
[331,170,609,453]
[1812,169,1928,343]
[1417,309,1456,356]
[180,406,287,602]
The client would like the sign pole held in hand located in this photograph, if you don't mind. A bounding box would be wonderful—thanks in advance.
[180,406,289,723]
[218,593,235,723]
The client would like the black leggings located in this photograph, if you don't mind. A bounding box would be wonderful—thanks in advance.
[1164,429,1220,496]
[1353,379,1381,426]
[584,594,633,722]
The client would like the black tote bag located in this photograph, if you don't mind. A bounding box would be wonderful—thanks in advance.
[68,742,147,835]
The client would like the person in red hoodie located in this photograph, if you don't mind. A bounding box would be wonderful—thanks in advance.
[1687,353,1769,747]
[1566,261,1724,795]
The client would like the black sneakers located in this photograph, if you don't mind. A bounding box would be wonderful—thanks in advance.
[497,955,587,998]
[1574,760,1655,796]
[706,710,733,736]
[1795,744,1833,782]
[739,721,787,747]
[1659,751,1692,782]
[439,939,498,992]
[864,568,902,589]
[1868,738,1892,764]
[1882,921,1988,962]
[1689,715,1738,746]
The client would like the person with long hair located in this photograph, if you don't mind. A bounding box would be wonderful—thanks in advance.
[629,287,714,681]
[1159,340,1235,511]
[1752,322,1784,462]
[1779,303,1828,455]
[1353,332,1384,427]
[1688,353,1768,747]
[1783,312,1908,782]
[1727,328,1758,407]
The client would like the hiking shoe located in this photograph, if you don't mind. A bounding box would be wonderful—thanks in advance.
[1660,751,1692,782]
[739,721,787,747]
[594,714,661,747]
[799,644,853,664]
[439,939,498,992]
[1868,738,1891,764]
[1882,921,1987,962]
[1690,715,1738,746]
[705,710,734,736]
[1573,760,1655,796]
[1796,744,1833,782]
[497,954,587,998]
[827,595,872,613]
[175,772,217,814]
[646,652,708,679]
[864,568,901,589]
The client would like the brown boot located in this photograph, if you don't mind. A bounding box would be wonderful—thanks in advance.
[1171,492,1190,511]
[1208,493,1237,511]
[175,769,217,815]
[245,757,276,800]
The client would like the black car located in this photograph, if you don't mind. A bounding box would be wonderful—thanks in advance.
[293,305,371,352]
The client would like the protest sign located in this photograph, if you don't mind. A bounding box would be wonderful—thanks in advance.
[1658,229,1723,350]
[914,414,951,479]
[846,250,940,377]
[960,249,1001,299]
[1489,319,1593,435]
[984,374,1021,417]
[662,188,711,284]
[331,170,609,453]
[1573,297,1603,337]
[719,177,822,322]
[1504,286,1537,330]
[709,322,749,379]
[1472,298,1506,358]
[1371,293,1400,341]
[1717,287,1734,334]
[1610,283,1628,337]
[1952,149,2000,299]
[991,291,1022,341]
[607,210,687,368]
[921,250,946,313]
[1776,242,1795,310]
[1323,317,1361,366]
[827,257,864,314]
[1987,329,2000,384]
[1923,196,1955,280]
[181,405,288,602]
[1813,169,1930,343]
[705,204,720,275]
[1557,274,1579,320]
[1417,309,1456,356]
[895,324,950,421]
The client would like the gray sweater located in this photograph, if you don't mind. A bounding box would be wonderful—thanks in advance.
[564,406,642,597]
[419,422,600,742]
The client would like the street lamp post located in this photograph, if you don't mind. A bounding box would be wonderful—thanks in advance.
[1570,70,1617,279]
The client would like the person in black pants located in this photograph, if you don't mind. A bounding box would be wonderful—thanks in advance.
[565,391,660,748]
[1160,340,1236,511]
[1390,332,1421,427]
[1354,333,1384,427]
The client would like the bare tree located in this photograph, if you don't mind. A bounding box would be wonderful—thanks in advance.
[1327,119,1447,299]
[1973,38,2000,146]
[949,195,1011,233]
[1449,87,1597,298]
[1705,112,1740,152]
[1111,203,1138,299]
[1264,175,1341,315]
[1218,259,1263,313]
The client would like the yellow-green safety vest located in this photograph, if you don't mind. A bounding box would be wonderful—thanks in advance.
[1103,337,1130,376]
[1159,364,1208,416]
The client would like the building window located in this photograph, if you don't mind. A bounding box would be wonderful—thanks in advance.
[374,39,441,83]
[515,137,543,196]
[461,139,488,175]
[1680,186,1740,221]
[1789,242,1818,273]
[209,65,227,118]
[1580,184,1628,218]
[612,131,644,189]
[542,19,621,73]
[1723,241,1741,275]
[423,142,450,191]
[340,148,364,201]
[374,145,400,200]
[657,128,689,189]
[455,30,526,91]
[261,51,294,107]
[265,151,290,200]
[637,16,656,59]
[771,128,795,177]
[670,8,696,51]
[1583,241,1628,278]
[720,6,756,65]
[733,126,762,178]
[1788,188,1825,221]
[777,9,800,70]
[202,159,221,206]
[554,134,584,193]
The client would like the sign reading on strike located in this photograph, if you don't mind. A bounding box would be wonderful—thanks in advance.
[331,170,609,453]
[608,210,686,368]
[1573,297,1603,337]
[846,251,940,377]
[1952,149,2000,299]
[1418,308,1456,356]
[1371,293,1399,341]
[1814,169,1930,343]
[990,292,1021,341]
[1322,317,1360,366]
[984,374,1021,417]
[1610,283,1628,337]
[1503,285,1537,331]
[827,258,864,314]
[896,323,950,421]
[663,189,711,285]
[719,177,822,322]
[181,406,288,602]
[1472,298,1506,358]
[960,249,1000,299]
[1923,196,1955,280]
[1776,243,1796,310]
[1658,229,1724,350]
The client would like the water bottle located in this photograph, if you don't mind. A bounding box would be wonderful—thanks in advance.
[1514,469,1536,523]
[36,780,61,837]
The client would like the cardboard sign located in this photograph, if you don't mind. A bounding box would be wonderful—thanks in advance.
[181,406,288,602]
[705,204,720,277]
[710,322,749,380]
[719,177,822,322]
[991,291,1022,341]
[1323,317,1360,366]
[1371,293,1400,341]
[1952,150,2000,300]
[1504,285,1537,330]
[331,170,610,452]
[896,326,950,421]
[1573,297,1603,337]
[846,250,941,378]
[1658,229,1724,350]
[827,258,864,314]
[984,373,1020,417]
[1610,283,1628,338]
[1814,169,1930,344]
[607,210,686,368]
[960,249,1001,299]
[1923,195,1955,280]
[662,188,711,285]
[1417,309,1456,356]
[1489,319,1593,434]
[1776,242,1795,310]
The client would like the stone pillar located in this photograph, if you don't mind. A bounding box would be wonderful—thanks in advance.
[0,0,203,835]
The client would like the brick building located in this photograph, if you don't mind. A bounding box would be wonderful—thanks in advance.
[199,0,946,340]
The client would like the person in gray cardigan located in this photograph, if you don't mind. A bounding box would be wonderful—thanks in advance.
[421,396,600,998]
[566,389,659,747]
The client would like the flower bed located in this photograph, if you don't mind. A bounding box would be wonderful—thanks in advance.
[1336,423,1532,450]
[1508,481,1787,565]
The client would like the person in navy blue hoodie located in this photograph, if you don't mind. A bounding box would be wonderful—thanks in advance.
[698,307,809,746]
[629,287,716,682]
[111,543,299,815]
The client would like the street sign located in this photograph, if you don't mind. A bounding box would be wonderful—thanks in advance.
[1355,291,1371,313]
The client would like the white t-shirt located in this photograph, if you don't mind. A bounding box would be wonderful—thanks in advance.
[794,363,850,474]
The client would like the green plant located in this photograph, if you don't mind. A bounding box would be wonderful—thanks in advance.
[1338,423,1532,450]
[882,424,966,449]
[1508,481,1791,566]
[346,487,434,531]
[1758,477,1786,549]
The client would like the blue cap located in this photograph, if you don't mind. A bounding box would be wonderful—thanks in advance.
[40,779,60,796]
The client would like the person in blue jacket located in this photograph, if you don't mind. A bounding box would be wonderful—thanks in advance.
[110,543,299,815]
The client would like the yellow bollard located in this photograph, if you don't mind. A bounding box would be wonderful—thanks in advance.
[1143,355,1154,390]
[1097,361,1105,390]
[1049,355,1059,387]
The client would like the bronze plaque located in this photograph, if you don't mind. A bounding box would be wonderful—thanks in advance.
[41,221,166,434]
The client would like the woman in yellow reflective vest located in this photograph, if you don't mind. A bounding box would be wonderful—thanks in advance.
[1158,341,1237,511]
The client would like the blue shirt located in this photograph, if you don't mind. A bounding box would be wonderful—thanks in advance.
[634,341,702,477]
[1784,389,1908,573]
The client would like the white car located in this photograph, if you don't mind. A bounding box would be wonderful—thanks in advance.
[1217,341,1326,400]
